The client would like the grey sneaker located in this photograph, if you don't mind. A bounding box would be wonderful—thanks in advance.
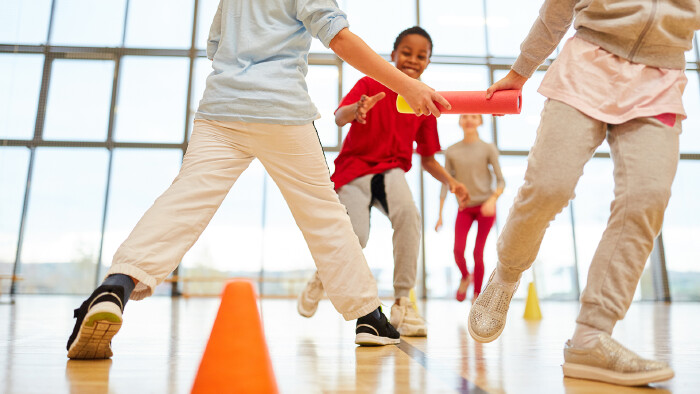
[563,333,674,386]
[390,297,427,337]
[297,271,324,318]
[467,270,519,343]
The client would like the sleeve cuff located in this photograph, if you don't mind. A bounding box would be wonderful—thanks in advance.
[512,55,539,79]
[318,16,349,48]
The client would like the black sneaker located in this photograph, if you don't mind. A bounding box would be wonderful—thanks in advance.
[67,285,125,359]
[355,307,400,346]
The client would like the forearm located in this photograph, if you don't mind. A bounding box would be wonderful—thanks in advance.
[330,28,414,96]
[422,156,454,187]
[335,104,357,126]
[438,198,445,218]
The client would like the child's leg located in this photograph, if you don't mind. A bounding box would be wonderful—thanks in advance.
[495,99,607,282]
[376,168,421,300]
[453,208,476,280]
[469,99,606,343]
[576,116,680,335]
[472,210,495,296]
[107,119,255,299]
[297,175,373,318]
[252,123,380,321]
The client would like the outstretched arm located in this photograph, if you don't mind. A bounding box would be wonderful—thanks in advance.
[329,29,450,117]
[421,155,469,209]
[335,92,386,126]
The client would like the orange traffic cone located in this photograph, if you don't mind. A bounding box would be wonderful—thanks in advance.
[191,280,278,393]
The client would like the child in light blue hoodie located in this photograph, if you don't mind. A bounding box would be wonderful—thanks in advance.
[67,0,451,359]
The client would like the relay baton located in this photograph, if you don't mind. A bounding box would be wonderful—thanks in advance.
[396,90,522,115]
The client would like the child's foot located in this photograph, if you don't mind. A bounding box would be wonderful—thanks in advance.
[67,285,125,359]
[456,275,471,302]
[468,270,519,343]
[390,297,427,337]
[355,307,400,346]
[297,272,324,318]
[563,333,674,386]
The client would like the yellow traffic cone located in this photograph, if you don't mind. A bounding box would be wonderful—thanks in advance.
[523,281,542,320]
[409,288,419,313]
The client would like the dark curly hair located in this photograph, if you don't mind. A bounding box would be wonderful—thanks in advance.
[393,26,433,57]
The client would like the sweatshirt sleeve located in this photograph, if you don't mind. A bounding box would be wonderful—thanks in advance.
[440,151,453,200]
[296,0,350,48]
[489,144,505,191]
[511,0,577,78]
[206,0,223,60]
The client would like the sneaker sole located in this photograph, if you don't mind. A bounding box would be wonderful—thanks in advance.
[467,312,505,343]
[67,303,122,360]
[355,333,400,346]
[562,362,675,386]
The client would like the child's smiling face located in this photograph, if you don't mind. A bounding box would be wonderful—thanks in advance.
[391,34,431,79]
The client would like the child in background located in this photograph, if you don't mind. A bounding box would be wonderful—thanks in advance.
[468,0,699,386]
[435,114,504,303]
[66,0,452,359]
[297,26,469,337]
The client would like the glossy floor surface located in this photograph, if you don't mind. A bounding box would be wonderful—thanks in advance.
[1,296,698,393]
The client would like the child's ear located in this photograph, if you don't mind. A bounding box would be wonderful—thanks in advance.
[390,50,397,63]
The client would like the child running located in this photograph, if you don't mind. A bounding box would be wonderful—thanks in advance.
[467,0,699,386]
[435,114,504,303]
[66,0,453,359]
[297,26,469,337]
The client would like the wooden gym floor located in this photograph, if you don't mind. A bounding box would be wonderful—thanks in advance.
[1,296,698,393]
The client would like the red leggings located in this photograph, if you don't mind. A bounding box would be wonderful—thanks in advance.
[453,205,495,296]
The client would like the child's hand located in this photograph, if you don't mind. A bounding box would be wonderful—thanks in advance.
[402,79,451,117]
[480,199,496,217]
[450,181,470,210]
[435,217,443,232]
[486,69,528,99]
[355,92,386,124]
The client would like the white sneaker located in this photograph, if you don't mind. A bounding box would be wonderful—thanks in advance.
[390,297,427,337]
[297,271,324,318]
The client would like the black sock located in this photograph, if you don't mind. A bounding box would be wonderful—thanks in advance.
[102,274,135,305]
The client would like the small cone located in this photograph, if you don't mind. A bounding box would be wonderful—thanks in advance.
[409,288,419,312]
[523,281,542,320]
[191,280,278,393]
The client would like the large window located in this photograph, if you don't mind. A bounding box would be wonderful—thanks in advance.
[1,0,698,301]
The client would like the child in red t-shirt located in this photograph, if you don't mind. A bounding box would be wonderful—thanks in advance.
[298,26,469,337]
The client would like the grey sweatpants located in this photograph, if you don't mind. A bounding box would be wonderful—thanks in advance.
[337,168,422,298]
[496,99,680,333]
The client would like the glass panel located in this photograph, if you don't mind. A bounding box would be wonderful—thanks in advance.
[685,33,697,62]
[664,160,700,301]
[0,0,52,45]
[324,0,417,56]
[50,0,126,47]
[0,54,44,140]
[680,71,700,153]
[420,0,486,56]
[181,159,264,296]
[18,148,109,294]
[196,0,220,50]
[307,65,339,147]
[189,57,213,138]
[124,0,194,49]
[486,0,541,57]
[495,70,546,151]
[421,64,492,146]
[114,56,190,143]
[43,59,114,141]
[0,148,30,280]
[100,149,182,294]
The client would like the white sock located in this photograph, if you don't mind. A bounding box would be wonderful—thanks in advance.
[571,323,604,348]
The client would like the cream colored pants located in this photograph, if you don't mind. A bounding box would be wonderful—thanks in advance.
[497,99,680,332]
[108,119,380,320]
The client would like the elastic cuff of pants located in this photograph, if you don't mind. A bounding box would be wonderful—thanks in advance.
[576,302,617,334]
[394,288,411,299]
[496,263,522,283]
[341,298,382,321]
[106,264,158,301]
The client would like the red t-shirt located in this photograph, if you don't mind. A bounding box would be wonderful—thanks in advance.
[331,77,441,190]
